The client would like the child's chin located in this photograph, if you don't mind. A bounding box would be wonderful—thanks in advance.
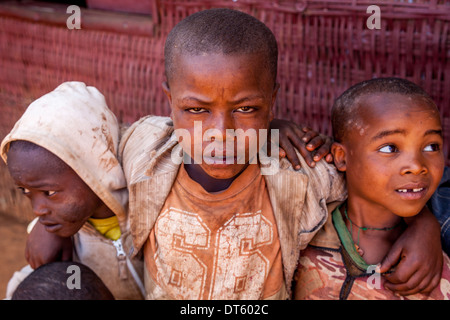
[202,163,247,180]
[393,206,424,219]
[51,226,76,238]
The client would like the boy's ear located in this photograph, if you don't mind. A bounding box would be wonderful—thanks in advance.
[162,81,174,119]
[331,142,347,172]
[162,81,172,105]
[270,83,280,121]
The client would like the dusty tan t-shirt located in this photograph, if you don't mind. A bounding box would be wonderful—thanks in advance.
[144,164,284,300]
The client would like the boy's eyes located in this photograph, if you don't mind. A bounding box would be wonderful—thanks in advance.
[236,106,256,113]
[185,106,257,114]
[423,143,440,152]
[378,143,441,154]
[18,187,56,197]
[186,107,207,114]
[19,187,31,195]
[378,145,398,154]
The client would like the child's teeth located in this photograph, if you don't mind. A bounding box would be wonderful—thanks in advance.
[397,188,423,193]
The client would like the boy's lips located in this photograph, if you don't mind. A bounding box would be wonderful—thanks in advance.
[39,218,62,233]
[394,182,429,201]
[203,155,239,166]
[203,150,247,164]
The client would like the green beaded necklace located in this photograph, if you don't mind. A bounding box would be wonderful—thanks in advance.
[343,206,403,256]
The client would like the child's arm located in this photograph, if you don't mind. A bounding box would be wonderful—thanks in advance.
[428,166,450,256]
[378,206,443,295]
[25,221,73,269]
[270,118,333,170]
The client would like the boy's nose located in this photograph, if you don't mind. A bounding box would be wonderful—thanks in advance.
[400,153,428,175]
[208,114,235,140]
[31,197,50,216]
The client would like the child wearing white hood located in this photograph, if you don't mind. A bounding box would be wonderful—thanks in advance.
[1,82,144,299]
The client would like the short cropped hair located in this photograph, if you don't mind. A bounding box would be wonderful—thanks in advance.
[331,77,437,142]
[11,261,114,300]
[164,8,278,84]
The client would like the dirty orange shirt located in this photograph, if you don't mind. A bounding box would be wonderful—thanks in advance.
[143,164,284,300]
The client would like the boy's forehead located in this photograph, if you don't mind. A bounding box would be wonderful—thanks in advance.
[356,92,439,118]
[169,51,272,85]
[8,142,70,175]
[345,92,441,141]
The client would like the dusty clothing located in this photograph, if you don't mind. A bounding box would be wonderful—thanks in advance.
[295,205,450,300]
[1,82,128,228]
[73,223,144,299]
[119,115,347,299]
[144,163,284,299]
[1,82,143,299]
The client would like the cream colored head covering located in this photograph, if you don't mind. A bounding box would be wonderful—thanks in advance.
[1,82,128,226]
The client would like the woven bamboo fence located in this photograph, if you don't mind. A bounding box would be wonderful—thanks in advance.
[0,0,449,222]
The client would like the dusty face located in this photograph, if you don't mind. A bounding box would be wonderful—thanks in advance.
[164,52,278,180]
[7,145,103,237]
[334,93,444,219]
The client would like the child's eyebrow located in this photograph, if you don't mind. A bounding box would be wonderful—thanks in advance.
[371,129,406,142]
[181,96,213,105]
[19,179,60,189]
[26,183,58,189]
[371,128,442,142]
[424,129,443,137]
[229,95,265,104]
[180,94,265,105]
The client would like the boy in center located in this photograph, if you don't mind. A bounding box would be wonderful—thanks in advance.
[119,8,442,299]
[120,8,346,299]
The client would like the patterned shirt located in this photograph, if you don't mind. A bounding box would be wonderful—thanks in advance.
[144,164,285,299]
[295,206,450,300]
[119,115,347,298]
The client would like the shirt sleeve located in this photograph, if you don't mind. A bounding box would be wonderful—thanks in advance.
[296,154,347,249]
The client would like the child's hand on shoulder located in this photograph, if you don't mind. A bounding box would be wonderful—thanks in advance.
[26,221,73,269]
[270,118,333,170]
[378,207,443,295]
